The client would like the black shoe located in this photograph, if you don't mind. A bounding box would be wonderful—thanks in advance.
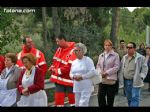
[148,88,150,92]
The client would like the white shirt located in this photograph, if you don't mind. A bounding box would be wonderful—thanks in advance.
[104,51,110,59]
[70,56,95,92]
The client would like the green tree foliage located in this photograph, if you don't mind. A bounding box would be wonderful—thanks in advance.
[118,7,149,47]
[143,7,150,26]
[1,7,150,68]
[0,7,16,51]
[58,7,111,64]
[0,7,14,30]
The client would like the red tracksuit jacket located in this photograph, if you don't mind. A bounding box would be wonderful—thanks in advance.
[16,45,48,76]
[0,55,5,74]
[49,42,76,87]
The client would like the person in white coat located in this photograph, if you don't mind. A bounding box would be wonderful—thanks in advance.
[70,43,96,107]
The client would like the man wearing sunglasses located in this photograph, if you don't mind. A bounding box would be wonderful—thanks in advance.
[118,42,148,107]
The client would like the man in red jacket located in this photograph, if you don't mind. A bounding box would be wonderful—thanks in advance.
[16,36,48,76]
[0,55,5,74]
[49,34,76,107]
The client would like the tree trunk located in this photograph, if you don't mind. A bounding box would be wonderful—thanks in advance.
[42,7,48,47]
[52,7,60,38]
[110,7,120,48]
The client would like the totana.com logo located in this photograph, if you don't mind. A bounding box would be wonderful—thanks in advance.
[3,8,35,13]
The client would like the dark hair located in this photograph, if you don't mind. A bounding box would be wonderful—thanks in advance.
[5,53,17,64]
[146,46,150,49]
[112,46,116,50]
[139,43,145,48]
[120,40,125,43]
[55,33,66,41]
[129,42,136,48]
[22,36,31,44]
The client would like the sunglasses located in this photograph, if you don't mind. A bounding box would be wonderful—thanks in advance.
[126,46,134,49]
[74,49,80,52]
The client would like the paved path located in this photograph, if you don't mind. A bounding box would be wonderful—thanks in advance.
[89,84,150,107]
[49,83,150,107]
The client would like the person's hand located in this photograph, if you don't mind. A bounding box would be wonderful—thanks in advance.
[48,67,58,75]
[47,69,51,74]
[74,75,83,81]
[102,72,108,78]
[52,68,58,74]
[101,71,105,78]
[48,66,55,73]
[22,88,29,96]
[78,76,83,81]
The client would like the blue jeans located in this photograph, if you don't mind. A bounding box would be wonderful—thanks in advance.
[124,79,141,107]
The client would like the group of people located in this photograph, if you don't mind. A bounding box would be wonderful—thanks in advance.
[0,34,149,107]
[0,36,48,106]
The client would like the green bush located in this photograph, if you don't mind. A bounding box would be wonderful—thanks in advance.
[1,39,21,54]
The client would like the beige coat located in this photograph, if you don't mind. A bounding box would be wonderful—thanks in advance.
[118,52,148,87]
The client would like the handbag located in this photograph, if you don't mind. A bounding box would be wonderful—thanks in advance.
[84,56,102,85]
[90,69,102,85]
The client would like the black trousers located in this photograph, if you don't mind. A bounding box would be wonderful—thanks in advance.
[97,83,116,107]
[115,80,119,95]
